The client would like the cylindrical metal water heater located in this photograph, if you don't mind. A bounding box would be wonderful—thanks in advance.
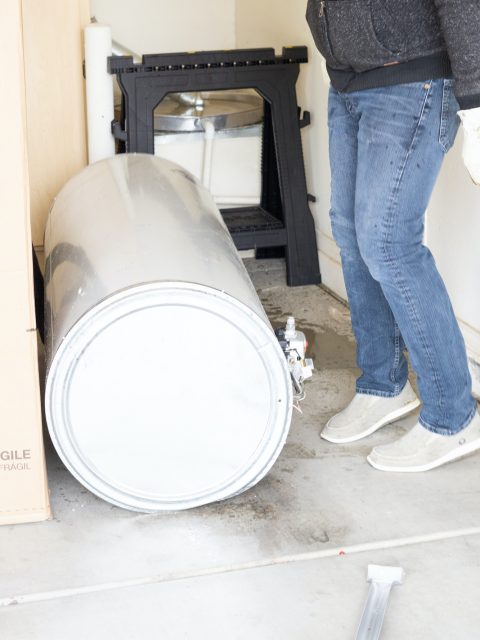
[44,154,292,512]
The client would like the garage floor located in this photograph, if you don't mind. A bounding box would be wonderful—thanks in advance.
[2,258,480,639]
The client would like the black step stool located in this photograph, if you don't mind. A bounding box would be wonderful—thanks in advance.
[108,46,320,286]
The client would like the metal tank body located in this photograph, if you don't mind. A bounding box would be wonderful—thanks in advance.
[44,154,292,512]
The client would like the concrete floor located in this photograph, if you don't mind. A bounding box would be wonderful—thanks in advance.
[2,258,480,639]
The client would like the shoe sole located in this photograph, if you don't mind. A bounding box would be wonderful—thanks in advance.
[321,398,421,444]
[367,437,480,472]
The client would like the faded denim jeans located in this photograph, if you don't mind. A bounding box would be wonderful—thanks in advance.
[328,79,477,435]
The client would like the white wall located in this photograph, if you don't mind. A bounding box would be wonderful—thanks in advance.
[90,0,236,55]
[428,138,480,385]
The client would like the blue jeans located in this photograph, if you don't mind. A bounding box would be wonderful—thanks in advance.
[328,79,476,435]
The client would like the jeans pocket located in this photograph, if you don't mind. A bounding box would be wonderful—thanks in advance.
[439,79,460,154]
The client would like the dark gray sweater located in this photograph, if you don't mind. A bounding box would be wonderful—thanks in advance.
[306,0,480,109]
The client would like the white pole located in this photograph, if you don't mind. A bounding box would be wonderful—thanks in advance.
[201,120,216,190]
[84,23,115,164]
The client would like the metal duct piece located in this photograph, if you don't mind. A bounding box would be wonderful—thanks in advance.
[153,90,263,133]
[44,154,292,512]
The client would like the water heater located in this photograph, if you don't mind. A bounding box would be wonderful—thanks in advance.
[44,154,293,512]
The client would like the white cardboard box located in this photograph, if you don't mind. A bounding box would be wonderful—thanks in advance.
[0,0,51,525]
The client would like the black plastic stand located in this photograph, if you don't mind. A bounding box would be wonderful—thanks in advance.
[108,47,320,286]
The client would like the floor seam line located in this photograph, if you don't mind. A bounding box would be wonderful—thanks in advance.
[3,526,480,608]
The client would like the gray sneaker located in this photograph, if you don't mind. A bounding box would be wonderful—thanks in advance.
[321,382,420,444]
[367,411,480,472]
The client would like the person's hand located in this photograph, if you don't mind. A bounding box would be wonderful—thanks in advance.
[458,107,480,186]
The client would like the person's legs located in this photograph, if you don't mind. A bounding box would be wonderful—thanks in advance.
[353,79,476,435]
[328,87,408,397]
[323,88,420,444]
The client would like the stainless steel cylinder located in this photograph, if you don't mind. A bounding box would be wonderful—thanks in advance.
[44,154,292,512]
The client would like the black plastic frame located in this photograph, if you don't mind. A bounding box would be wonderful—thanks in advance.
[108,46,320,286]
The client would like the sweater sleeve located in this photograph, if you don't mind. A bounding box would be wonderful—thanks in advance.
[432,0,480,109]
